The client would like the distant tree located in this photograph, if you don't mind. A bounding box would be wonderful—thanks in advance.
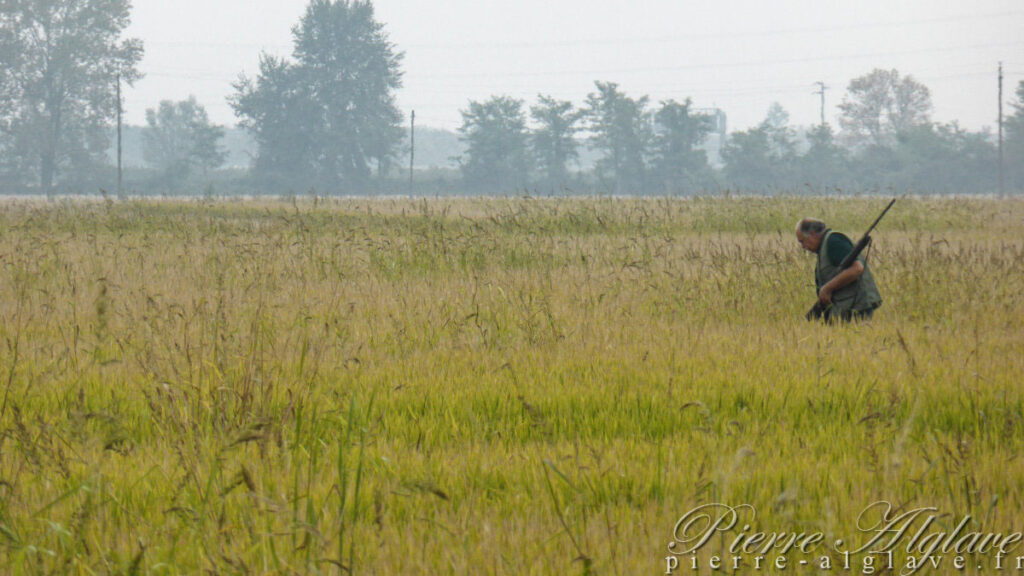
[0,0,143,191]
[1005,80,1024,191]
[838,69,932,149]
[845,122,995,193]
[721,128,773,191]
[891,123,995,193]
[650,98,713,192]
[458,95,529,191]
[529,95,580,190]
[762,102,798,187]
[231,56,310,188]
[231,0,403,192]
[584,81,652,194]
[143,97,225,188]
[398,126,463,170]
[796,124,850,190]
[849,144,902,189]
[720,103,795,191]
[762,103,797,160]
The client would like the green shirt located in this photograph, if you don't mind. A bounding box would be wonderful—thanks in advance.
[824,232,855,267]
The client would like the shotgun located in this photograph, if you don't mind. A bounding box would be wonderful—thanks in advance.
[806,198,896,321]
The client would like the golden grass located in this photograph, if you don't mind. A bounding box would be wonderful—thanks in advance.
[0,195,1021,574]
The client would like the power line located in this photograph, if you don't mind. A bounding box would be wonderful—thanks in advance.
[123,67,1007,114]
[140,10,1024,52]
[134,41,1024,88]
[397,71,1002,104]
[165,69,985,112]
[393,39,1024,80]
[411,10,1024,50]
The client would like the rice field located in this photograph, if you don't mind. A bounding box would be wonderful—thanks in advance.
[0,195,1021,574]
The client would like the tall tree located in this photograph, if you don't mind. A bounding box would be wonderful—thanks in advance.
[584,81,652,194]
[0,0,143,191]
[529,95,580,190]
[231,55,311,189]
[458,95,529,192]
[838,69,932,149]
[231,0,403,192]
[143,97,225,188]
[650,98,712,192]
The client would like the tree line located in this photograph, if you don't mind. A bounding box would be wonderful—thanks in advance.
[1,0,1023,195]
[459,70,1013,195]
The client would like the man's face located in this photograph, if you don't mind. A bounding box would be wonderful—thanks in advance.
[797,230,822,253]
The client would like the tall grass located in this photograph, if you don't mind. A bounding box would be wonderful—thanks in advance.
[0,195,1021,573]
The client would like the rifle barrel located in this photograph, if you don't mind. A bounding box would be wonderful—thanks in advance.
[864,198,897,237]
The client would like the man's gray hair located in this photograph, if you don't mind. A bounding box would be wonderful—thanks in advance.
[796,218,826,236]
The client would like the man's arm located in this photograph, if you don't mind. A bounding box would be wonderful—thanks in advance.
[818,260,863,305]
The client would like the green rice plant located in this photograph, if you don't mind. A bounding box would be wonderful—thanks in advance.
[0,195,1019,573]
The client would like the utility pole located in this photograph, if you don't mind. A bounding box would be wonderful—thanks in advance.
[409,110,415,195]
[116,72,123,198]
[998,62,1004,197]
[813,81,828,127]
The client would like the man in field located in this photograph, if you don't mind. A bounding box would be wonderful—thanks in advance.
[796,218,882,322]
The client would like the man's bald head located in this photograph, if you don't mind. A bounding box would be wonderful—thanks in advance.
[796,218,826,253]
[796,218,826,236]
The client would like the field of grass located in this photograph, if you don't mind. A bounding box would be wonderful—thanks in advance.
[0,195,1022,574]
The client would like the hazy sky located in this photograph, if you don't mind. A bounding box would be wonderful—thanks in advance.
[125,0,1024,133]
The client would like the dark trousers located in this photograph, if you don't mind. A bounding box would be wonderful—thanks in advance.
[835,307,875,323]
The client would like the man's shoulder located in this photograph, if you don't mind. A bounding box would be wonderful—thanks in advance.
[825,231,854,266]
[826,231,854,247]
